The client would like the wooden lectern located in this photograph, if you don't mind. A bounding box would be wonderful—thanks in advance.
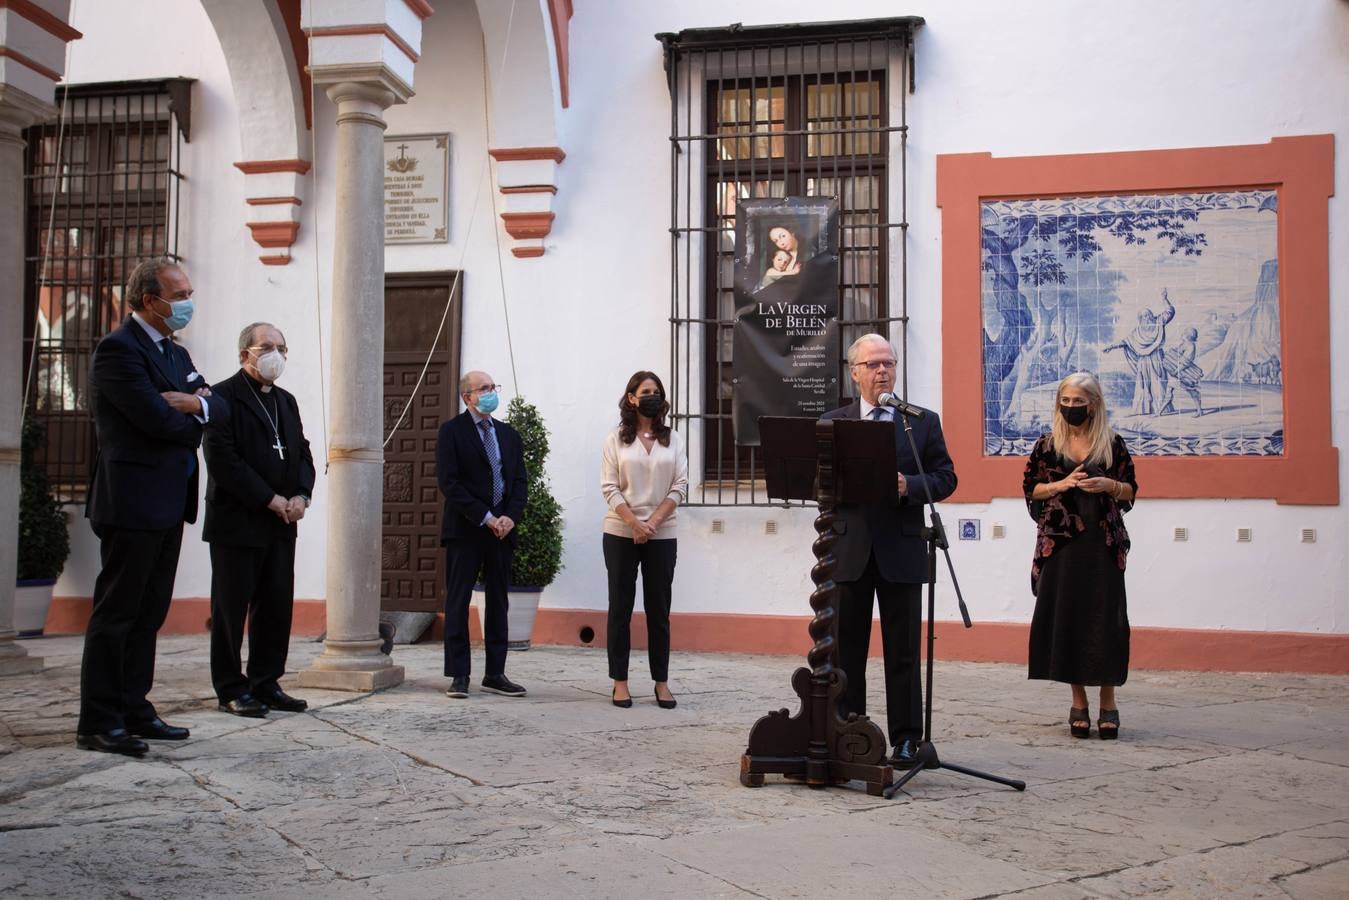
[740,416,899,795]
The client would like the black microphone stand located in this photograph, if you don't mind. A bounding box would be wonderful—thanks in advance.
[883,409,1025,798]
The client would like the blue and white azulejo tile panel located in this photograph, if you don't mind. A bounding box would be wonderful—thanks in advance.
[980,190,1281,457]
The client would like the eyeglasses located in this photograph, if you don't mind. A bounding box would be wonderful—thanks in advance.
[250,343,288,356]
[149,291,194,302]
[853,359,896,371]
[468,384,499,395]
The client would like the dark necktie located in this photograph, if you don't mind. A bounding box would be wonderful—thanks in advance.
[869,406,886,421]
[479,419,504,507]
[160,339,178,384]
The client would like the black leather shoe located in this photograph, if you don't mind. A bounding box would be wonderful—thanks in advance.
[76,729,148,757]
[889,739,919,769]
[378,622,396,656]
[127,717,190,741]
[480,674,526,697]
[256,689,308,712]
[446,676,469,699]
[218,695,269,718]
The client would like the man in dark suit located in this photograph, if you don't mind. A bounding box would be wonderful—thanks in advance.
[78,257,218,756]
[202,322,316,718]
[436,370,528,699]
[822,333,957,768]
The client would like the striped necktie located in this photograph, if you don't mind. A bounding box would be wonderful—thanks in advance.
[479,419,504,507]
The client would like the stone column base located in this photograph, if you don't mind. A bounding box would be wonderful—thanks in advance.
[298,664,404,692]
[0,642,43,677]
[298,637,405,692]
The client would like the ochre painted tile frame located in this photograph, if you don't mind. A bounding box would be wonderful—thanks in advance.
[936,135,1338,504]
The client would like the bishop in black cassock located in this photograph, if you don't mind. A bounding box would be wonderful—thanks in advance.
[202,323,315,717]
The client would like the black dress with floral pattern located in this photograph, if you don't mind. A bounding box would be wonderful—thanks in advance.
[1022,433,1137,686]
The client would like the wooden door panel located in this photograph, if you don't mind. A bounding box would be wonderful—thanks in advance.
[380,272,461,614]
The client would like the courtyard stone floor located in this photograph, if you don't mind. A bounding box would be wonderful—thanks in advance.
[1,634,1347,898]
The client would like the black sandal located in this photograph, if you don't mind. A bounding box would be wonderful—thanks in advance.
[1098,708,1120,740]
[1070,706,1091,739]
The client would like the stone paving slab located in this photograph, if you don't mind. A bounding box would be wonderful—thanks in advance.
[365,843,756,899]
[649,811,1058,898]
[1,635,1347,898]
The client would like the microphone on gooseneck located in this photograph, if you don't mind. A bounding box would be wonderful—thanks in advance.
[876,392,925,419]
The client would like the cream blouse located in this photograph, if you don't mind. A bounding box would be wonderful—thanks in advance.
[600,427,689,539]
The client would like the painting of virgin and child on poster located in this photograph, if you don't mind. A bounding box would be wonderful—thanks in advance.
[981,189,1284,457]
[730,197,841,445]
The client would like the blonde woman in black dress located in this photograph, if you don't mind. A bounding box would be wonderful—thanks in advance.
[1023,372,1137,739]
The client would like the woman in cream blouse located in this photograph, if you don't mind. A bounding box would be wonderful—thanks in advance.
[600,371,689,709]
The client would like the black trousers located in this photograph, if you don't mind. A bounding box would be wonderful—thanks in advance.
[209,540,297,702]
[78,523,183,734]
[837,551,923,746]
[603,534,677,682]
[444,528,512,678]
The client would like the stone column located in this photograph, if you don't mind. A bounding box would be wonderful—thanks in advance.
[0,88,54,677]
[298,82,404,692]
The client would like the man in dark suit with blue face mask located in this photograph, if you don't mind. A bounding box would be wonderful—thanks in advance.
[436,370,529,700]
[78,257,219,756]
[822,334,957,769]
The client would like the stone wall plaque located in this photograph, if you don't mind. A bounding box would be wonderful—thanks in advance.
[384,134,449,243]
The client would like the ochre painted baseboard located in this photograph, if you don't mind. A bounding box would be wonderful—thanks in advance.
[42,597,1349,674]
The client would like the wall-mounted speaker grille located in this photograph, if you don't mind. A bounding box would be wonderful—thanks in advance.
[1300,528,1316,543]
[1236,527,1253,543]
[1173,527,1188,542]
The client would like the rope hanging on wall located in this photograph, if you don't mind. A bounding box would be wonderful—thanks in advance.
[21,0,79,437]
[377,0,523,450]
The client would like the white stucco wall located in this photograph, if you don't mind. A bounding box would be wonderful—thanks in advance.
[52,0,1349,638]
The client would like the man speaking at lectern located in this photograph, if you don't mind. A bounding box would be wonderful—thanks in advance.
[822,334,956,768]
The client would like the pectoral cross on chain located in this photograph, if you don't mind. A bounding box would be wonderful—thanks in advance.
[272,435,286,460]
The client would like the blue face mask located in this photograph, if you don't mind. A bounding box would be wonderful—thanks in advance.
[155,295,195,331]
[476,390,499,414]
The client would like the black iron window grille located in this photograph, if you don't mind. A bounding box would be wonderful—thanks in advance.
[23,79,191,500]
[658,18,922,506]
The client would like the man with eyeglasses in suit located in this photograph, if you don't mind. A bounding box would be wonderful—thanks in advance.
[435,371,529,700]
[822,333,957,769]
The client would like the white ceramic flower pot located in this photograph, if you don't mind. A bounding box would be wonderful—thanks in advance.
[15,579,57,637]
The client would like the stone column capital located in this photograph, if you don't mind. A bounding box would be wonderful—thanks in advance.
[323,80,398,131]
[0,84,57,140]
[314,67,411,107]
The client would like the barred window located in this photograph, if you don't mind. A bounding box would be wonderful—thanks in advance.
[23,79,191,499]
[658,19,921,505]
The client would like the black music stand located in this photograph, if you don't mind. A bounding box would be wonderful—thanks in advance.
[881,410,1026,797]
[739,416,899,795]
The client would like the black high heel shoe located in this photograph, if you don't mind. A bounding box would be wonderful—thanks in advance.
[611,687,632,709]
[1098,708,1120,740]
[1069,706,1091,739]
[654,685,677,710]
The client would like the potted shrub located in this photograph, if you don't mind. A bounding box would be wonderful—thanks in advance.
[503,396,563,649]
[16,415,71,636]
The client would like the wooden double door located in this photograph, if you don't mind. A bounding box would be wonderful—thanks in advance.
[380,271,462,613]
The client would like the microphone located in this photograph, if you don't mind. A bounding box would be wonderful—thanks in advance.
[876,392,925,419]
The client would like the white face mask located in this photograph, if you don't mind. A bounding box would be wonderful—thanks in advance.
[254,349,286,382]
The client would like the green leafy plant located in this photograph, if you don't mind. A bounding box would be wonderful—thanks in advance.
[17,415,70,581]
[505,396,563,588]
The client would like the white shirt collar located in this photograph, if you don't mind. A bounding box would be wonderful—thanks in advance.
[469,407,493,426]
[859,397,890,419]
[131,311,168,346]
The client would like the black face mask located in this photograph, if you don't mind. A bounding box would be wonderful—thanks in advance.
[636,394,664,418]
[1059,404,1091,427]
